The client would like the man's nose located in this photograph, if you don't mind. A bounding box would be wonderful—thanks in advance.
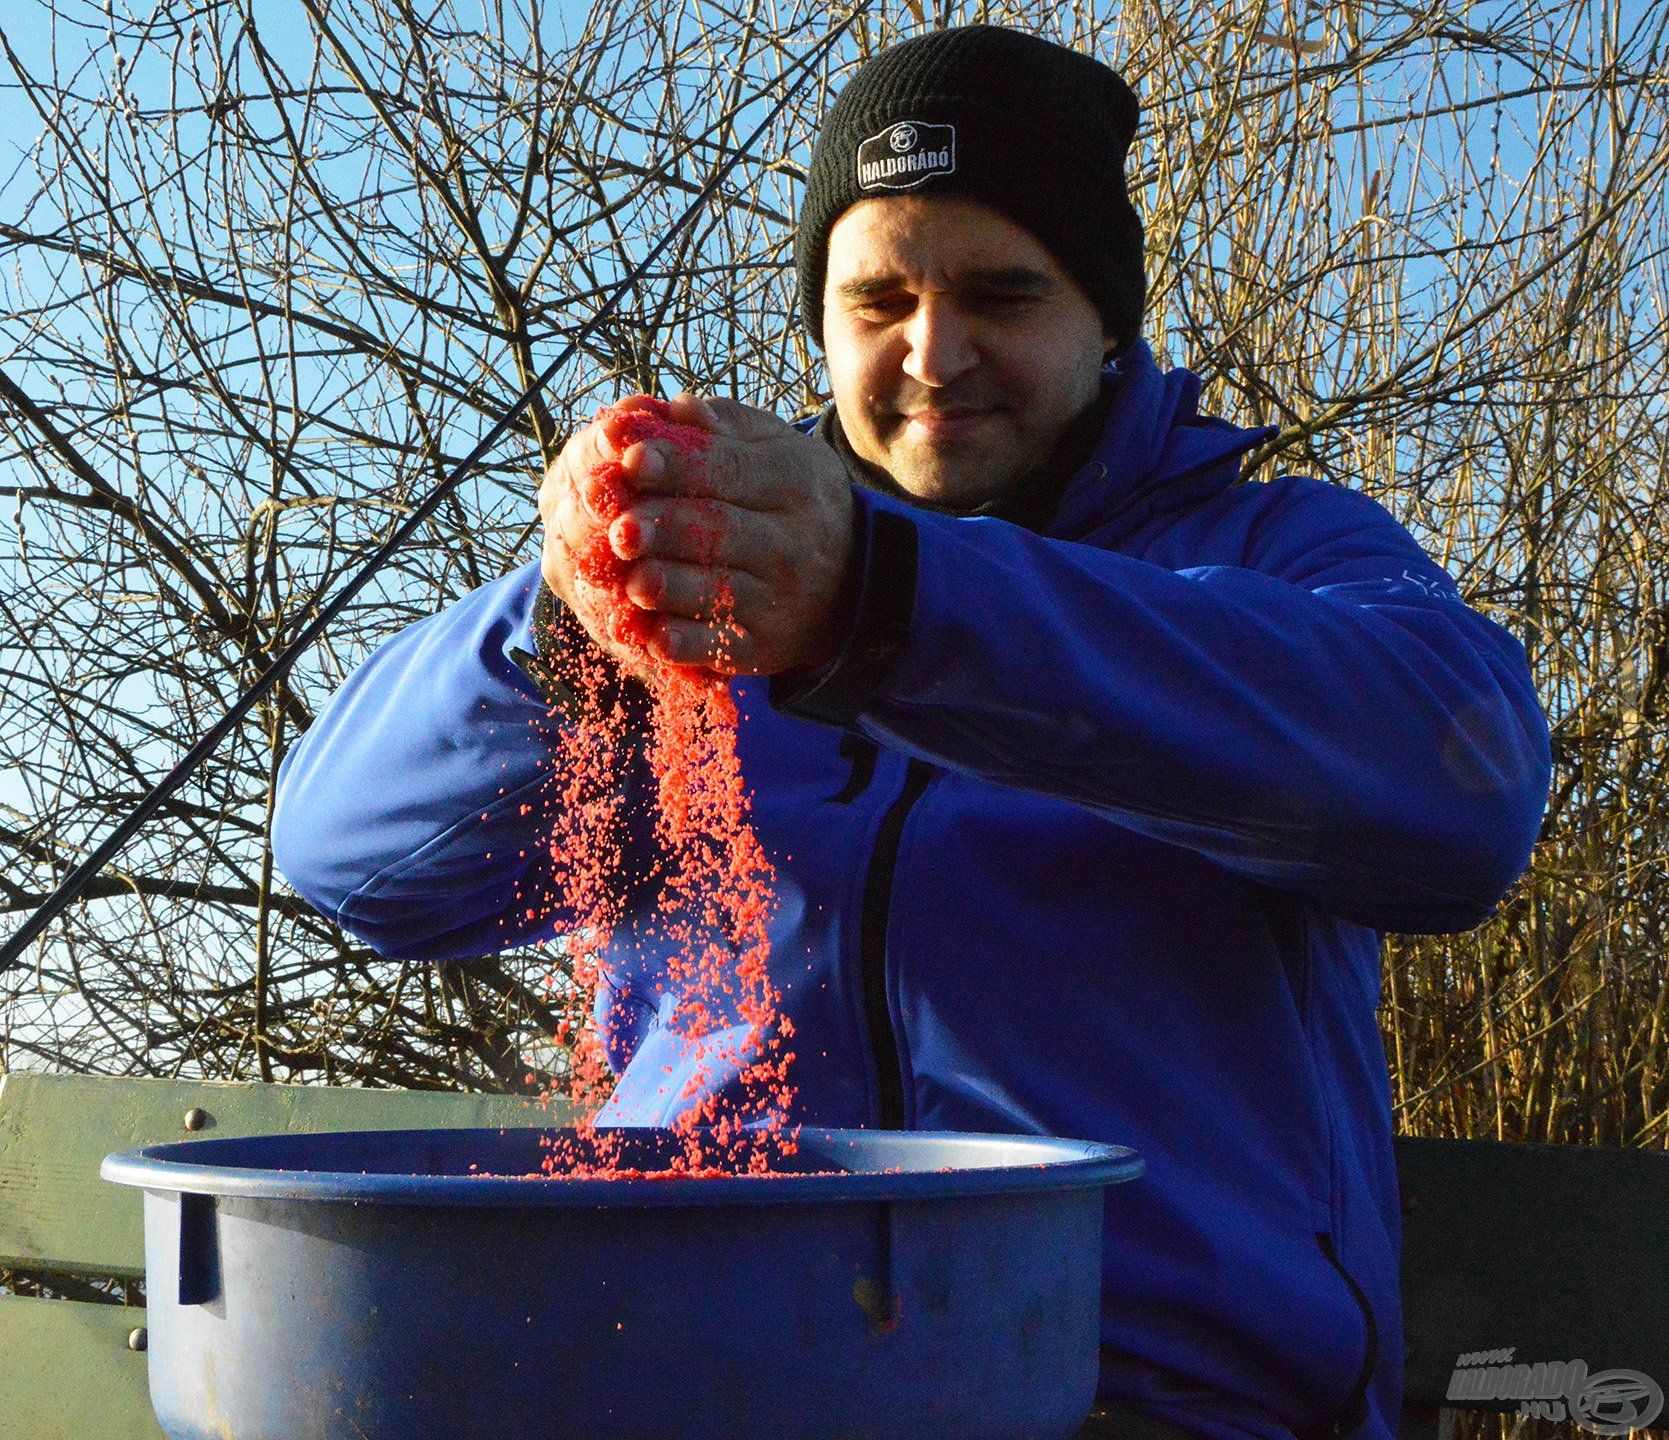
[901,298,978,387]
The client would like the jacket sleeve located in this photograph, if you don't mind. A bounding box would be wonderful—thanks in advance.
[772,478,1551,934]
[272,560,606,961]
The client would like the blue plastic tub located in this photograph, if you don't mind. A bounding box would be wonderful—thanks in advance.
[102,1125,1141,1440]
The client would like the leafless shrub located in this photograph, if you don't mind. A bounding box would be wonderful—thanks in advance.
[2,0,1665,1147]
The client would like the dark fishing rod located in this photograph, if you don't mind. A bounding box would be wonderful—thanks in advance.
[0,5,869,975]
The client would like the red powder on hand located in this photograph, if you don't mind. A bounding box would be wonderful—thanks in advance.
[514,396,797,1181]
[571,403,714,658]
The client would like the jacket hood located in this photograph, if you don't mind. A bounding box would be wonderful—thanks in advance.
[1050,338,1280,542]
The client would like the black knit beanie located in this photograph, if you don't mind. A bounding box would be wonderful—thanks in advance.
[795,24,1145,358]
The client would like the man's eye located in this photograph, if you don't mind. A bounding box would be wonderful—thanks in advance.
[856,298,910,320]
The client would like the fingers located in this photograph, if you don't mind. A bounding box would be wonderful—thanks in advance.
[616,397,792,508]
[647,617,739,673]
[665,389,777,439]
[607,496,778,578]
[666,391,721,430]
[544,392,791,513]
[541,411,612,498]
[624,565,760,677]
[622,437,782,509]
[623,557,764,624]
[538,393,826,679]
[678,392,784,442]
[550,484,590,556]
[541,427,665,538]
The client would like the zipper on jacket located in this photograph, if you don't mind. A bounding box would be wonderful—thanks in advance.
[1307,1232,1378,1440]
[858,758,934,1128]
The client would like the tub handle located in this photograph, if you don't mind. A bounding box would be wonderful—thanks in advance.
[178,1192,221,1306]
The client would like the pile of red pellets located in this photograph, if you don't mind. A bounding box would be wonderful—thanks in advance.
[520,397,796,1179]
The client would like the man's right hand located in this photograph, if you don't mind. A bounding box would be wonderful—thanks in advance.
[537,394,707,681]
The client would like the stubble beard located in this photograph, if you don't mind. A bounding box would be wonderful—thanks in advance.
[885,428,1029,511]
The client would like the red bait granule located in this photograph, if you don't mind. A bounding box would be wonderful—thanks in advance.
[521,396,797,1180]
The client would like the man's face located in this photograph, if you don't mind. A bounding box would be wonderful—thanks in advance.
[821,194,1115,510]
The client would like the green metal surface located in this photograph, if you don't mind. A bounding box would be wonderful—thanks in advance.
[0,1294,162,1440]
[0,1071,569,1276]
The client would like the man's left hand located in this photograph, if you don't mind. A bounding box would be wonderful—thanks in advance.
[605,393,856,675]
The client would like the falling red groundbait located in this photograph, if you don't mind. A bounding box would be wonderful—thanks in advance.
[506,396,796,1179]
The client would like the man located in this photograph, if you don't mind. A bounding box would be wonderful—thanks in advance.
[273,24,1551,1440]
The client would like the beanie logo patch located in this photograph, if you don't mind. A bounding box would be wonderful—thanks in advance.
[856,120,956,192]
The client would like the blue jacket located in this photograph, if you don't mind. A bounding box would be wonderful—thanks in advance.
[273,340,1550,1440]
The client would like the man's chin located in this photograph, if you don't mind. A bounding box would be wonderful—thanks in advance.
[892,464,1010,511]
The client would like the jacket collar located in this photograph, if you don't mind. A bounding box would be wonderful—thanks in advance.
[798,338,1278,542]
[810,374,1120,533]
[1049,338,1279,542]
